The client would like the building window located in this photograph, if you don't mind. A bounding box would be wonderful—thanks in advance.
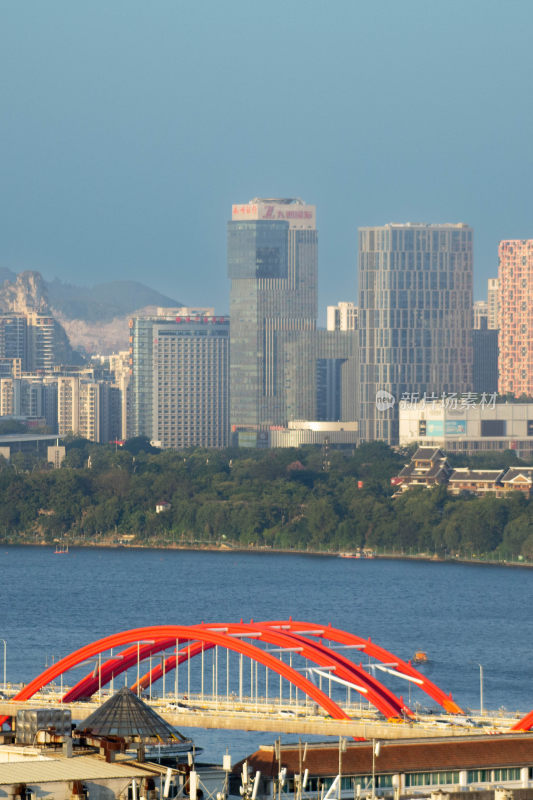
[467,770,490,783]
[481,420,506,437]
[406,772,459,787]
[493,768,520,782]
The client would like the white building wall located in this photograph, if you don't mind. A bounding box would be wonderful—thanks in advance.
[399,401,533,457]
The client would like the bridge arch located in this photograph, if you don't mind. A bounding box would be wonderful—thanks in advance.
[0,625,352,727]
[263,619,464,714]
[62,637,189,702]
[0,619,465,728]
[129,622,412,719]
[63,622,411,719]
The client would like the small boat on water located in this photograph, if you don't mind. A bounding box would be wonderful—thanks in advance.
[413,650,428,664]
[339,549,375,559]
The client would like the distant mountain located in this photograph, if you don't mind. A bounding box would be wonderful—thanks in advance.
[46,278,182,323]
[0,271,185,355]
[0,267,17,285]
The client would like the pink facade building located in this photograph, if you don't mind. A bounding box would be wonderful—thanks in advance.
[498,239,533,397]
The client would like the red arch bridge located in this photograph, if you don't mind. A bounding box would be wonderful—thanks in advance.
[1,619,531,731]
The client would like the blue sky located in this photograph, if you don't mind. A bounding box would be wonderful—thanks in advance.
[1,0,532,316]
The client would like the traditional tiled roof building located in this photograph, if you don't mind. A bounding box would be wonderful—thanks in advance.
[499,467,533,497]
[448,468,505,496]
[393,448,452,493]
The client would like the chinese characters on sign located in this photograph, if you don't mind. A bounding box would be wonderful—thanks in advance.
[231,203,315,222]
[399,391,497,410]
[232,204,259,216]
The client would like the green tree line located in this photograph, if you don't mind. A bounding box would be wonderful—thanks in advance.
[1,438,533,562]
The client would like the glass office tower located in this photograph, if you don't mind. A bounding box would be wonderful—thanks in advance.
[228,198,317,443]
[358,223,473,444]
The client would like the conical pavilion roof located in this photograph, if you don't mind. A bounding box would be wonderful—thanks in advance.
[76,687,187,742]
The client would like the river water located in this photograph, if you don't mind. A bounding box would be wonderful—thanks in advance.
[1,546,532,760]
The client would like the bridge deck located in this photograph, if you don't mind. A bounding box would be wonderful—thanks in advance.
[0,695,521,740]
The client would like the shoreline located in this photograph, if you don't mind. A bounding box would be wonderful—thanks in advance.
[2,539,531,569]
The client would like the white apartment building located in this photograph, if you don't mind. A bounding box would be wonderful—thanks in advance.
[326,301,358,331]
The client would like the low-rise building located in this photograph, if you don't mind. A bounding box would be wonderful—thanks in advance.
[393,458,533,499]
[47,444,66,468]
[399,401,533,460]
[0,749,165,800]
[0,433,62,461]
[499,467,533,497]
[448,468,505,496]
[268,420,358,448]
[0,689,198,798]
[233,737,533,800]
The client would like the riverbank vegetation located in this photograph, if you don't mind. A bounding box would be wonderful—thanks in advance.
[1,438,533,562]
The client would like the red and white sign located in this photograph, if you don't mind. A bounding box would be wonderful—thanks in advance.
[232,201,316,229]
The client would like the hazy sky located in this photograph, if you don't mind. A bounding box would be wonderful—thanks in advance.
[1,0,532,316]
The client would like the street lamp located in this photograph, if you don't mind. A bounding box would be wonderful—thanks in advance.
[338,737,346,800]
[0,640,6,693]
[478,664,484,716]
[372,740,380,800]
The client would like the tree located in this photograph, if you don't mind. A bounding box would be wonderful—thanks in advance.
[501,513,533,559]
[123,436,160,455]
[522,533,533,561]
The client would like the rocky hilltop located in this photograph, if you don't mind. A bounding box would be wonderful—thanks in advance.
[0,270,49,314]
[0,271,83,365]
[0,270,183,354]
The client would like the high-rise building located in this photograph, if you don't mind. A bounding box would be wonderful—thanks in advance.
[487,277,499,330]
[130,314,230,448]
[57,377,79,436]
[358,223,473,444]
[0,375,57,427]
[227,198,317,439]
[26,312,56,373]
[284,330,358,422]
[109,351,131,441]
[0,313,27,370]
[41,378,58,430]
[57,375,120,442]
[498,240,533,397]
[473,318,498,394]
[0,311,73,376]
[473,300,488,330]
[471,277,499,394]
[78,381,101,442]
[0,378,15,417]
[326,302,358,331]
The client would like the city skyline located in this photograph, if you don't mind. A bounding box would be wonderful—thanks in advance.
[2,0,533,316]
